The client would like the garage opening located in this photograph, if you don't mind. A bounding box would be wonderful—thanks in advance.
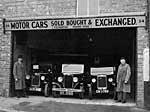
[10,28,137,102]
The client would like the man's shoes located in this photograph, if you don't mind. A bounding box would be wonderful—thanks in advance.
[17,96,21,98]
[22,95,29,98]
[25,95,29,98]
[122,101,126,103]
[117,100,121,102]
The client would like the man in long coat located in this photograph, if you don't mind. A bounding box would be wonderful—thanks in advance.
[116,57,131,103]
[13,55,27,98]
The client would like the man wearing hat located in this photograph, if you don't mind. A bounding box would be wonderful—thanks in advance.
[116,57,131,103]
[13,55,28,98]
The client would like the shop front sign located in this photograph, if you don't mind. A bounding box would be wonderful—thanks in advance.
[4,15,145,31]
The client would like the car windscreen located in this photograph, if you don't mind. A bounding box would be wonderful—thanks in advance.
[90,67,114,75]
[62,64,84,74]
[33,65,39,69]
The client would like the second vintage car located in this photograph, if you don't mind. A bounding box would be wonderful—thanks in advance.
[52,64,85,99]
[88,67,116,99]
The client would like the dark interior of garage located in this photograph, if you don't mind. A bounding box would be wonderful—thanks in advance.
[10,28,137,102]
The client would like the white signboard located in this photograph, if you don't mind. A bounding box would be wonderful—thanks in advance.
[4,16,145,31]
[90,67,114,75]
[62,64,84,74]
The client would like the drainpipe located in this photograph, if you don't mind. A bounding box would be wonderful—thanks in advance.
[147,0,150,82]
[148,0,150,37]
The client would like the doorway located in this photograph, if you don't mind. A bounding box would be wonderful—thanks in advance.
[11,28,137,101]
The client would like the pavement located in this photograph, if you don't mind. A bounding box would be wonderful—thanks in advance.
[0,96,149,112]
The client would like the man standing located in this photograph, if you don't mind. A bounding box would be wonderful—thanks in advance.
[116,57,131,103]
[13,55,27,98]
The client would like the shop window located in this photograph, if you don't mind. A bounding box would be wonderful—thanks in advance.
[77,0,88,16]
[77,0,99,16]
[89,0,99,16]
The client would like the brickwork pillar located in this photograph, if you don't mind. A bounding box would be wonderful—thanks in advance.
[0,18,12,97]
[136,27,149,108]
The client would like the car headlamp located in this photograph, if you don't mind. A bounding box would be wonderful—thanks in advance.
[41,76,45,80]
[108,78,113,82]
[35,73,39,75]
[92,78,96,83]
[73,77,78,82]
[26,75,30,80]
[58,77,63,82]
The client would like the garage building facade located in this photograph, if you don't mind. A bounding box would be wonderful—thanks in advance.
[0,0,149,109]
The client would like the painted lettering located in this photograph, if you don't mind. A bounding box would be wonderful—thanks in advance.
[95,17,137,26]
[11,21,30,29]
[51,20,64,26]
[66,20,87,26]
[31,21,48,28]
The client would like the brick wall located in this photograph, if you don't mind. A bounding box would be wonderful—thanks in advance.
[0,19,12,97]
[0,0,147,18]
[2,0,77,18]
[99,0,147,14]
[137,27,149,108]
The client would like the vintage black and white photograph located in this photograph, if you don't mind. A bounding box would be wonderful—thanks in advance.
[0,0,150,112]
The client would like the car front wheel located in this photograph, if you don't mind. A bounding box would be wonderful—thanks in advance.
[88,86,93,100]
[79,92,84,99]
[79,86,84,99]
[44,84,50,97]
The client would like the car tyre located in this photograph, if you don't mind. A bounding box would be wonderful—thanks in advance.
[44,84,50,97]
[79,92,84,99]
[88,86,93,100]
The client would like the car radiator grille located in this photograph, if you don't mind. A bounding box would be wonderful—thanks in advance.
[32,75,40,86]
[97,76,107,88]
[64,76,73,88]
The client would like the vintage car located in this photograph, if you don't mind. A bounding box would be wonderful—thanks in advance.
[52,64,85,99]
[88,67,116,99]
[25,64,53,97]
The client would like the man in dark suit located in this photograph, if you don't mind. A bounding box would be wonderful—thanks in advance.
[13,55,28,98]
